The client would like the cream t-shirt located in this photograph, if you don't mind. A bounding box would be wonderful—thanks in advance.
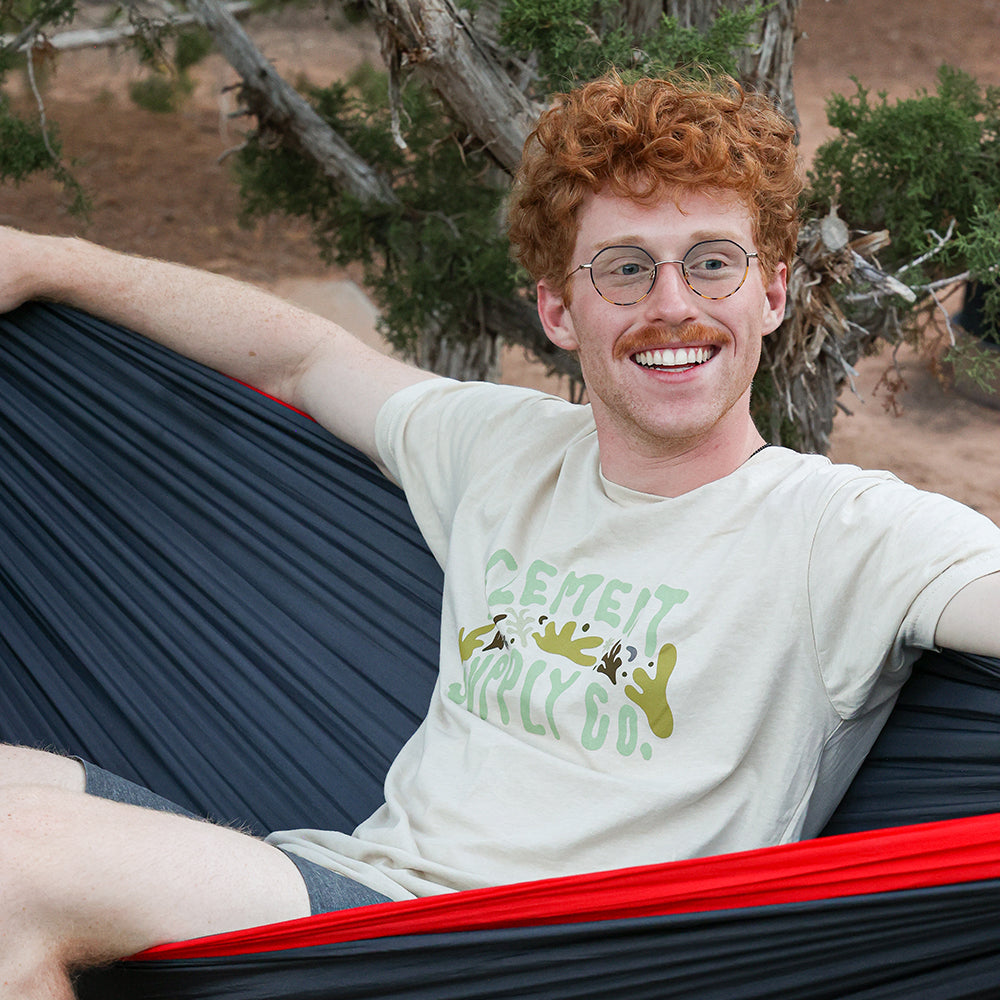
[268,379,1000,901]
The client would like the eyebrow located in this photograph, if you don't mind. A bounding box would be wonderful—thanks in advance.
[588,231,747,253]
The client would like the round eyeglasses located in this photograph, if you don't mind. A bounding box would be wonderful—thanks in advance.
[569,240,759,306]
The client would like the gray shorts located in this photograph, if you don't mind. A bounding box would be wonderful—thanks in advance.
[81,761,390,915]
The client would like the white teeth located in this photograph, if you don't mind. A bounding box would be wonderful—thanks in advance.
[634,347,712,368]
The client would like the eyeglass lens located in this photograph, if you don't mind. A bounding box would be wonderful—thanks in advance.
[588,240,750,304]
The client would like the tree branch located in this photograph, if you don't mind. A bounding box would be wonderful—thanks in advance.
[186,0,398,206]
[1,2,253,53]
[366,0,541,172]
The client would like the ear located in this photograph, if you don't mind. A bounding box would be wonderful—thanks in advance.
[761,262,787,337]
[537,280,580,352]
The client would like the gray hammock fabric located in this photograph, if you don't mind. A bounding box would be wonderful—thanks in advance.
[0,302,441,834]
[3,302,1000,999]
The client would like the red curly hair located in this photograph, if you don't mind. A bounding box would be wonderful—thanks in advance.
[507,72,802,298]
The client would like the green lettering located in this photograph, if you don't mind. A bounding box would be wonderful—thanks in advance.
[457,654,494,712]
[622,587,651,636]
[644,585,689,657]
[447,654,484,707]
[594,578,632,628]
[495,650,523,726]
[616,704,640,756]
[485,549,518,606]
[582,682,610,751]
[551,571,603,616]
[478,654,510,720]
[520,559,557,607]
[520,660,547,735]
[544,667,580,740]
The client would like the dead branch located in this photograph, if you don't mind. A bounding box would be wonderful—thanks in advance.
[186,0,398,206]
[365,0,541,172]
[0,1,253,53]
[762,205,969,453]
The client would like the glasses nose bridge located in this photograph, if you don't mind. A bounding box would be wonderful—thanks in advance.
[648,256,693,299]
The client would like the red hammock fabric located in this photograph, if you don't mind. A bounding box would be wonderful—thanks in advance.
[142,810,1000,960]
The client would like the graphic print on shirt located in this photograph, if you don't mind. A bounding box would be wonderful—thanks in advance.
[446,548,688,762]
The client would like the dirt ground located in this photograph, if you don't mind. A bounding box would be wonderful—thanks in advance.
[2,0,999,521]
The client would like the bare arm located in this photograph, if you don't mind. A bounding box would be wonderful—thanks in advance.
[0,228,436,460]
[934,571,1000,657]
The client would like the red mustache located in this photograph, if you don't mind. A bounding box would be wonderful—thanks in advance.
[612,323,728,362]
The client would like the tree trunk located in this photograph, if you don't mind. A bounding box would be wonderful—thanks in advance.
[735,0,800,123]
[628,0,800,121]
[414,327,503,382]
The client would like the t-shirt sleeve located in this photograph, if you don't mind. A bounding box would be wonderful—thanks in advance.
[808,472,1000,717]
[375,379,580,566]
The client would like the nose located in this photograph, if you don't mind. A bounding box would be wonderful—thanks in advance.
[641,259,699,324]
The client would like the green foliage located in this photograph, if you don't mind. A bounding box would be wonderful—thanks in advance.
[113,3,177,70]
[174,27,214,73]
[0,0,90,212]
[0,1,212,203]
[807,65,1000,380]
[807,66,1000,281]
[950,206,1000,333]
[500,0,766,92]
[0,0,77,35]
[0,87,89,214]
[236,65,519,354]
[0,0,75,75]
[749,365,802,450]
[128,28,213,113]
[0,94,53,181]
[129,72,186,112]
[945,335,1000,389]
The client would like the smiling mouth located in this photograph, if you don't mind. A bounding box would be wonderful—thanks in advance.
[632,346,717,370]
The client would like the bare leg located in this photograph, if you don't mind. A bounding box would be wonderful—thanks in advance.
[0,778,310,998]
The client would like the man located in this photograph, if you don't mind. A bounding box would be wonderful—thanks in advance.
[1,72,999,997]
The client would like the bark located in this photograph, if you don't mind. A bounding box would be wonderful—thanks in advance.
[413,295,581,385]
[735,0,800,123]
[414,325,504,382]
[365,0,541,172]
[624,0,801,121]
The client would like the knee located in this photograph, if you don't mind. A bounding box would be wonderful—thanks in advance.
[0,941,75,1000]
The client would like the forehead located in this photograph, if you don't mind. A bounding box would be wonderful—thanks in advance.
[573,188,754,256]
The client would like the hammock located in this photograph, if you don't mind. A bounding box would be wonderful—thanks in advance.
[2,302,1000,999]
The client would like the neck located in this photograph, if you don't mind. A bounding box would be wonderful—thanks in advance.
[596,416,767,498]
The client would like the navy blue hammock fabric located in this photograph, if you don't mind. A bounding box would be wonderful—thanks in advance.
[3,302,1000,999]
